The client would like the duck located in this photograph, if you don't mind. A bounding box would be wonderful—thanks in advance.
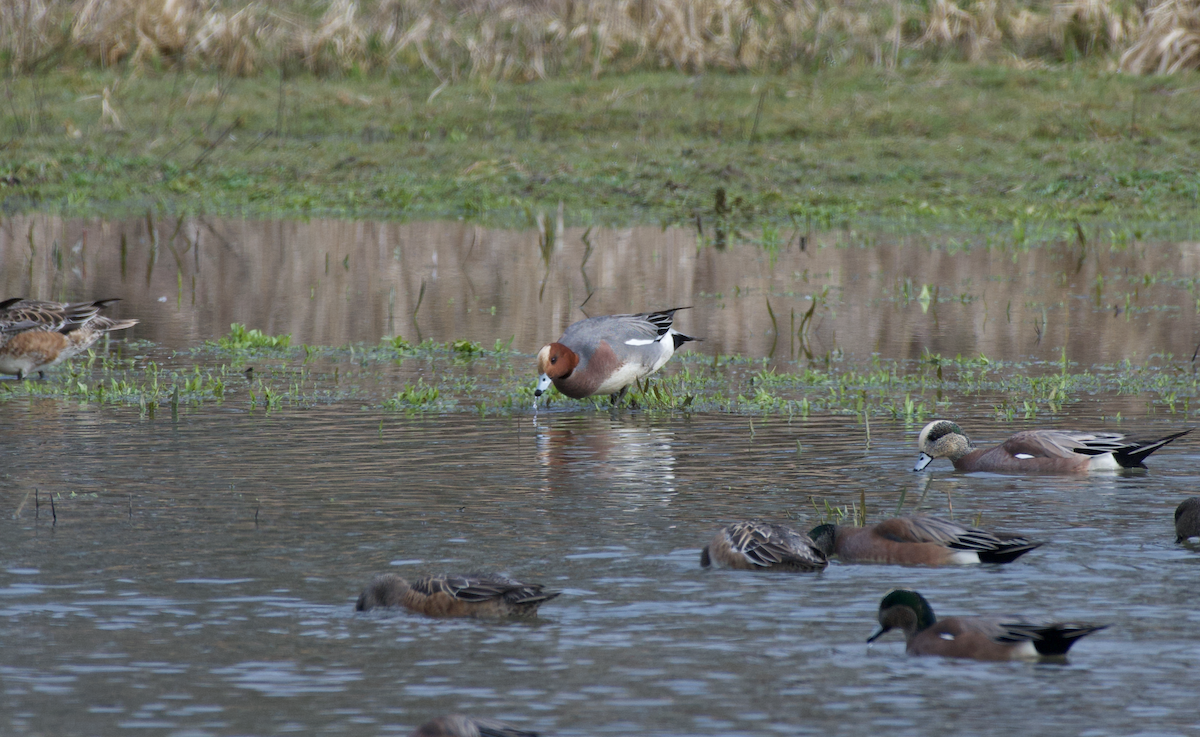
[0,297,138,380]
[808,515,1043,566]
[700,521,828,571]
[535,307,696,403]
[868,589,1109,661]
[1175,497,1200,543]
[410,715,540,737]
[355,573,560,618]
[913,419,1189,473]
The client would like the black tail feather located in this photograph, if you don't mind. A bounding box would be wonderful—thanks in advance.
[977,538,1045,564]
[1112,429,1191,468]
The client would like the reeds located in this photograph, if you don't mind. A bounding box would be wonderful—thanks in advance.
[2,0,1198,78]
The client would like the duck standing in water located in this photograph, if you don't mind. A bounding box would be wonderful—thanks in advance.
[535,307,696,404]
[0,298,138,380]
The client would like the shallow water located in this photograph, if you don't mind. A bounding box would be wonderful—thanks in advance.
[3,409,1200,736]
[2,214,1199,362]
[3,216,1200,736]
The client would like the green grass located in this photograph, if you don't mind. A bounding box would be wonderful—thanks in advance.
[3,64,1200,235]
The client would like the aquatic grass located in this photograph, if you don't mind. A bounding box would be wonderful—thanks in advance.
[383,379,442,411]
[6,333,1200,419]
[214,323,293,351]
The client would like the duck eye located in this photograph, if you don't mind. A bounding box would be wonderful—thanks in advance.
[550,356,557,364]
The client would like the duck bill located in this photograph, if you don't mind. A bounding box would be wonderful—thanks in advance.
[912,452,934,472]
[534,373,553,397]
[867,626,887,644]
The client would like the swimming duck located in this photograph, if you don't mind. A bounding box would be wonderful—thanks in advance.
[700,521,828,571]
[410,714,540,737]
[868,589,1109,661]
[809,515,1043,566]
[355,573,560,618]
[1175,497,1200,543]
[914,419,1189,473]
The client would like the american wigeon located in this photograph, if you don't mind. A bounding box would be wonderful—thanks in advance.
[914,419,1190,473]
[0,298,138,380]
[1175,497,1200,543]
[868,589,1109,661]
[700,521,828,571]
[809,515,1043,566]
[535,307,696,402]
[355,573,560,618]
[410,715,540,737]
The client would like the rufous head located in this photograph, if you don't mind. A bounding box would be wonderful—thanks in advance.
[536,342,579,380]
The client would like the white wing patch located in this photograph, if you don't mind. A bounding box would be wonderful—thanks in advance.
[939,633,955,641]
[1015,453,1034,459]
[624,338,655,346]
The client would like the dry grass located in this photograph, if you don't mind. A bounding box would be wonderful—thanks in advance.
[1120,0,1200,72]
[1,0,1197,78]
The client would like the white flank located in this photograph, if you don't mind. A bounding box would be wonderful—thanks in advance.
[939,633,955,641]
[947,551,981,565]
[593,361,648,395]
[1015,453,1035,459]
[624,338,655,346]
[1086,453,1121,471]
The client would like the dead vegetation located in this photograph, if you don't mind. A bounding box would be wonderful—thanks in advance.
[1,0,1198,78]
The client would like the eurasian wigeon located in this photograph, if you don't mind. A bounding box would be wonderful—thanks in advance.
[868,589,1109,661]
[355,573,560,618]
[700,521,828,572]
[809,515,1043,566]
[913,419,1189,473]
[0,297,138,380]
[409,715,540,737]
[535,307,696,403]
[1175,497,1200,543]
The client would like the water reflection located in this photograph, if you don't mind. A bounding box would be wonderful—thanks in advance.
[535,414,678,499]
[2,213,1198,363]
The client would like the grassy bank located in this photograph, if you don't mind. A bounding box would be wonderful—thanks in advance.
[3,64,1200,233]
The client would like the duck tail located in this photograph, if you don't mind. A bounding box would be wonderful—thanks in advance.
[977,536,1044,564]
[510,588,561,607]
[1029,623,1110,656]
[1112,429,1191,468]
[671,331,698,350]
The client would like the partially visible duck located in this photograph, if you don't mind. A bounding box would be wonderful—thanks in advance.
[1175,497,1200,543]
[410,714,540,737]
[355,573,559,618]
[914,419,1189,474]
[535,307,696,403]
[700,521,828,572]
[809,515,1043,566]
[868,589,1109,661]
[0,297,138,380]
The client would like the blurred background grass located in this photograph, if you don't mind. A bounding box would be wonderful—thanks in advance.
[3,0,1199,80]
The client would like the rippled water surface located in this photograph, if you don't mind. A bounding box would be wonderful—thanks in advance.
[3,216,1200,736]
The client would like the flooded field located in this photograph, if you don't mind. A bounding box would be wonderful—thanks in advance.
[2,215,1200,736]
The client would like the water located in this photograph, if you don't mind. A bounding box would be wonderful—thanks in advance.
[2,214,1198,362]
[2,215,1200,736]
